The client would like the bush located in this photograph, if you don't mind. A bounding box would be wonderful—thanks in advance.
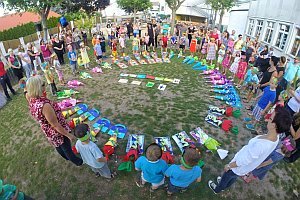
[0,17,60,41]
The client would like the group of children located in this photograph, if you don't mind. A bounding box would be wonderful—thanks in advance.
[73,123,202,196]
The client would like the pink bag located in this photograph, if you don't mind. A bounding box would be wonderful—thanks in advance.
[67,80,84,88]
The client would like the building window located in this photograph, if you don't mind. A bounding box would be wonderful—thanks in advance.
[275,24,290,50]
[247,19,255,36]
[255,20,264,38]
[264,21,275,43]
[290,28,300,57]
[161,6,164,11]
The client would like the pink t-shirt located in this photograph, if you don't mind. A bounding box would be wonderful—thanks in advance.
[41,45,52,59]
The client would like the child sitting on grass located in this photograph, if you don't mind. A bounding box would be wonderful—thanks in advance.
[135,143,168,192]
[245,77,278,132]
[165,148,202,196]
[74,124,114,180]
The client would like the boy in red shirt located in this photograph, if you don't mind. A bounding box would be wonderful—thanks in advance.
[162,33,168,52]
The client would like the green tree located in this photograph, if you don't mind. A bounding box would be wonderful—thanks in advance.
[218,0,235,30]
[166,0,185,35]
[0,0,62,40]
[117,0,152,23]
[206,0,235,29]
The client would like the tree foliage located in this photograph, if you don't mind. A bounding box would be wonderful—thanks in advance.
[116,0,152,14]
[166,0,185,10]
[1,0,62,19]
[166,0,185,35]
[60,0,110,15]
[206,0,235,27]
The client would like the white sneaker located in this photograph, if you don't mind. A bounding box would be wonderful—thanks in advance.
[208,180,217,194]
[217,176,222,184]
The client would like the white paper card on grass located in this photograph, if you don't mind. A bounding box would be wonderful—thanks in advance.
[217,149,229,160]
[158,84,167,91]
[173,79,180,84]
[131,81,142,85]
[120,73,129,77]
[118,79,128,84]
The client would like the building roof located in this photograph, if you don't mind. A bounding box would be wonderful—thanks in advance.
[0,11,60,31]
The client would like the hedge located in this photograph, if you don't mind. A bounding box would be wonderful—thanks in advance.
[0,16,61,41]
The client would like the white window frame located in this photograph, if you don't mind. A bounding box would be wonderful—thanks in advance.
[275,23,290,50]
[290,28,300,58]
[255,20,264,38]
[247,19,255,36]
[263,21,275,44]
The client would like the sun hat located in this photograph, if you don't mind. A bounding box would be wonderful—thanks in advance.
[8,48,13,53]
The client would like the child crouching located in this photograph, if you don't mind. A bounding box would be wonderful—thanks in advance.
[135,143,168,191]
[165,148,202,196]
[74,124,113,180]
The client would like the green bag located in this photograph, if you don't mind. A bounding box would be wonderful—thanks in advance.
[117,161,133,172]
[231,126,239,135]
[233,110,241,118]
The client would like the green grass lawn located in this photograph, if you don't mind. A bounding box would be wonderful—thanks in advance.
[0,40,299,200]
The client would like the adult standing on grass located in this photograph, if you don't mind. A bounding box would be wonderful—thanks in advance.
[0,59,16,101]
[147,23,155,52]
[52,35,65,65]
[7,48,23,81]
[187,24,195,47]
[26,75,83,166]
[208,107,292,194]
[154,23,161,49]
[18,45,32,79]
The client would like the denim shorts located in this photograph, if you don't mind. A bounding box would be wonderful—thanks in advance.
[167,181,188,193]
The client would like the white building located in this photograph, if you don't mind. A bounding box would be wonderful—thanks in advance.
[149,0,209,23]
[246,0,300,58]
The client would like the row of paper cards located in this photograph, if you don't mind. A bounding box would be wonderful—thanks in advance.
[118,79,167,91]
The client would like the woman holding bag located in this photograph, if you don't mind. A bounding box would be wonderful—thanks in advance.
[7,48,23,81]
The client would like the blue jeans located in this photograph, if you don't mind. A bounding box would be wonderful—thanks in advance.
[55,136,83,166]
[23,63,32,79]
[215,170,238,193]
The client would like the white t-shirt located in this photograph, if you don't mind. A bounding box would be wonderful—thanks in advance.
[75,140,105,169]
[119,37,125,48]
[231,135,279,176]
[53,59,61,70]
[18,52,30,66]
[288,87,300,113]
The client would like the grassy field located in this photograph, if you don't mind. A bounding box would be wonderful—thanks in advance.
[0,40,299,200]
